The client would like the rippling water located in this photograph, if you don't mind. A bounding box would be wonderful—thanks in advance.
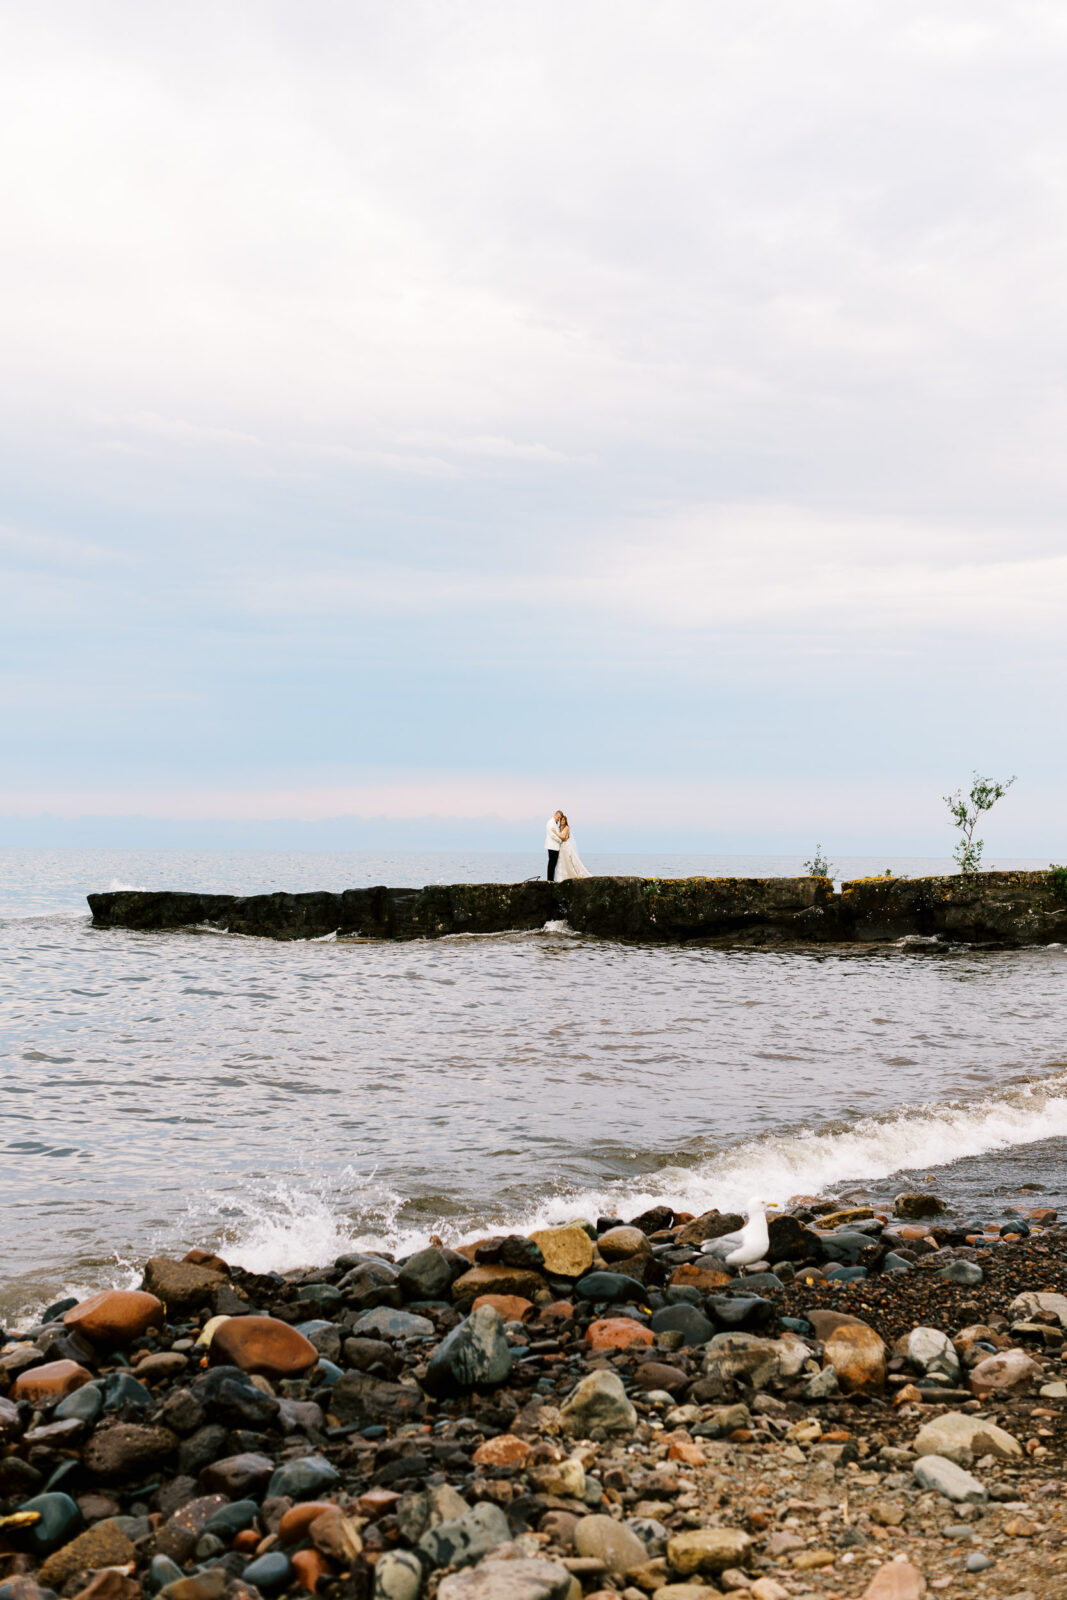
[2,847,1065,1322]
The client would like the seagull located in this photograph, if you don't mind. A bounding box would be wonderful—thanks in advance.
[699,1198,777,1269]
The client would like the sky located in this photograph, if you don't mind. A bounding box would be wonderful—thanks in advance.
[2,1,1065,853]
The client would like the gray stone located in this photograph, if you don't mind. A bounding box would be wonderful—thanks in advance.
[573,1272,644,1302]
[649,1304,714,1345]
[424,1306,512,1394]
[913,1412,1022,1465]
[266,1453,340,1500]
[939,1260,983,1286]
[560,1369,637,1435]
[417,1501,511,1569]
[573,1512,647,1577]
[395,1484,470,1544]
[802,1365,839,1399]
[912,1454,987,1502]
[436,1559,576,1600]
[397,1249,455,1302]
[702,1332,782,1391]
[352,1307,435,1340]
[373,1550,424,1600]
[907,1327,961,1384]
[1010,1290,1067,1328]
[199,1452,274,1499]
[148,1555,185,1593]
[967,1553,993,1572]
[331,1371,426,1426]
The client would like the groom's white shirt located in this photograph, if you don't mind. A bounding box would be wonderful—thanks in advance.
[545,817,563,850]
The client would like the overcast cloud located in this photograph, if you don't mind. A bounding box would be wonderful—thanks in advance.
[2,2,1065,851]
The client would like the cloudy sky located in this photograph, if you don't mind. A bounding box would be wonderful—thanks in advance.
[3,1,1065,851]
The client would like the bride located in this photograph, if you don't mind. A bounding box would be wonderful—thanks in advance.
[553,813,592,880]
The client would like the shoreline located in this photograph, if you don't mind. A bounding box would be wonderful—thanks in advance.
[87,873,1067,948]
[4,1193,1067,1600]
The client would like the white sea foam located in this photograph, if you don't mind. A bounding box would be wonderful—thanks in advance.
[210,1170,406,1274]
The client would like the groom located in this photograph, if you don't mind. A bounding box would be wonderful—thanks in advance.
[545,810,564,881]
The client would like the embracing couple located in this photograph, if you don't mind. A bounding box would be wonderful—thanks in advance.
[545,810,592,882]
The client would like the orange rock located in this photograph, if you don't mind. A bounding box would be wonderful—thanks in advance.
[64,1289,164,1346]
[669,1262,733,1293]
[183,1248,230,1274]
[667,1438,705,1466]
[353,1488,401,1519]
[585,1318,654,1351]
[279,1503,337,1545]
[823,1322,887,1395]
[209,1316,318,1378]
[291,1549,331,1592]
[822,1430,852,1443]
[893,1384,923,1407]
[472,1434,531,1468]
[861,1559,926,1599]
[233,1530,260,1553]
[471,1294,535,1322]
[536,1301,575,1324]
[13,1359,93,1404]
[894,1225,931,1241]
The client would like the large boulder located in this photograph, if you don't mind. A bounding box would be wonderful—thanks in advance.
[208,1316,318,1378]
[63,1291,164,1347]
[143,1258,225,1311]
[969,1348,1041,1397]
[913,1412,1021,1465]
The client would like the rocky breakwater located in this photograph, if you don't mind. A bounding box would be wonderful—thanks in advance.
[5,1195,1067,1600]
[87,872,1067,946]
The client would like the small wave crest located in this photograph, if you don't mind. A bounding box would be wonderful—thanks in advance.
[199,1170,406,1275]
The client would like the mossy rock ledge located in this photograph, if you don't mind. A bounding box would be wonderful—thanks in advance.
[87,871,1067,946]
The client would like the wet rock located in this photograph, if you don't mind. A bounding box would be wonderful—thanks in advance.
[668,1263,732,1295]
[633,1361,688,1394]
[707,1294,772,1331]
[424,1306,512,1394]
[154,1495,229,1563]
[573,1272,645,1303]
[969,1348,1041,1396]
[15,1493,82,1556]
[913,1411,1021,1464]
[372,1550,424,1600]
[208,1316,318,1377]
[649,1305,714,1346]
[452,1266,546,1306]
[37,1520,136,1589]
[560,1369,637,1434]
[573,1514,647,1577]
[83,1423,178,1479]
[396,1248,455,1302]
[200,1453,274,1498]
[178,1424,228,1477]
[351,1307,434,1340]
[672,1210,745,1247]
[596,1227,651,1261]
[912,1454,987,1502]
[331,1372,425,1426]
[906,1327,960,1384]
[417,1501,511,1569]
[143,1259,225,1311]
[240,1552,292,1594]
[667,1528,753,1576]
[342,1336,400,1375]
[189,1365,280,1427]
[102,1371,154,1413]
[893,1192,943,1218]
[12,1361,92,1405]
[436,1559,576,1600]
[63,1291,164,1347]
[529,1226,595,1278]
[137,1351,188,1383]
[266,1455,339,1500]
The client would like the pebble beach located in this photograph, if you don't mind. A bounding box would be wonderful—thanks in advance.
[4,1190,1067,1600]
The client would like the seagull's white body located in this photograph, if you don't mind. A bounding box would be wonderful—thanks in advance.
[700,1197,771,1268]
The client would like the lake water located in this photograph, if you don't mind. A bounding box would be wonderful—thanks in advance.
[2,847,1065,1325]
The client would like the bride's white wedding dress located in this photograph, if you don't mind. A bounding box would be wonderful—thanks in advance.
[554,835,591,881]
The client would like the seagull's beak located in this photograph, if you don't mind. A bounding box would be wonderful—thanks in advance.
[767,1202,779,1209]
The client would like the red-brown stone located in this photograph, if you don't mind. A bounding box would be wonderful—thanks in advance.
[585,1319,655,1351]
[471,1294,535,1322]
[13,1360,93,1404]
[208,1316,318,1378]
[64,1290,164,1347]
